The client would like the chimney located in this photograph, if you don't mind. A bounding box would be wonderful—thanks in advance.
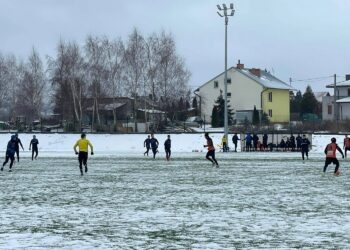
[236,59,244,70]
[249,68,261,78]
[346,74,350,81]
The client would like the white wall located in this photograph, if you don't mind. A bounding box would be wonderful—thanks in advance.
[337,87,350,97]
[198,68,263,123]
[322,95,334,120]
[339,103,350,120]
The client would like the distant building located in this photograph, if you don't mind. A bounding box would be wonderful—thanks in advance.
[194,60,293,124]
[314,91,330,103]
[324,75,350,120]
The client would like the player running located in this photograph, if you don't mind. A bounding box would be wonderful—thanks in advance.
[343,135,350,158]
[29,135,39,160]
[323,137,344,176]
[144,135,151,156]
[73,133,94,176]
[300,134,311,161]
[150,133,159,159]
[164,135,171,161]
[1,135,17,172]
[14,133,24,162]
[204,132,219,167]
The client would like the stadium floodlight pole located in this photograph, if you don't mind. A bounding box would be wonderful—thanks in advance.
[217,3,235,150]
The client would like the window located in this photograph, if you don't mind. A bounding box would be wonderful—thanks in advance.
[348,89,350,96]
[328,105,332,115]
[227,78,231,84]
[268,92,272,102]
[227,92,231,97]
[214,81,218,88]
[268,109,272,117]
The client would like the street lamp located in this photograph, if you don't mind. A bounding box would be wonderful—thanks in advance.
[217,3,235,150]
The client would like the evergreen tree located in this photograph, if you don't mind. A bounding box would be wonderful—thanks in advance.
[252,105,260,125]
[192,97,198,109]
[211,106,219,127]
[291,90,302,113]
[301,85,318,114]
[211,91,234,127]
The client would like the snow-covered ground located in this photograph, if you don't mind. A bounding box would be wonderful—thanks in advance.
[0,133,349,249]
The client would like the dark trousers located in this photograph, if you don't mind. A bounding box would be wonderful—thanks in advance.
[246,142,252,152]
[345,147,350,157]
[32,147,38,160]
[152,147,158,159]
[206,150,218,165]
[3,154,15,169]
[223,142,228,152]
[78,152,88,174]
[301,149,309,160]
[323,157,340,173]
[144,146,150,156]
[233,142,237,152]
[165,148,171,160]
[15,148,20,162]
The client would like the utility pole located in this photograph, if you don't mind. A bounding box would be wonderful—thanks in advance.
[217,3,235,149]
[334,74,338,123]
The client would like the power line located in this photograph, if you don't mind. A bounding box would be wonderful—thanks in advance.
[291,75,333,83]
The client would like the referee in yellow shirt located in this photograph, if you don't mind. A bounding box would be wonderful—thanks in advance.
[74,133,94,175]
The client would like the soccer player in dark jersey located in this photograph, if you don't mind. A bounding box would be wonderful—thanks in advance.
[144,135,151,156]
[14,133,24,162]
[2,135,17,172]
[29,135,39,160]
[164,135,171,161]
[204,132,219,167]
[150,133,159,159]
[300,135,311,161]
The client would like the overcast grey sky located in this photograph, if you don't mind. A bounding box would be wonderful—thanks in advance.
[1,0,350,92]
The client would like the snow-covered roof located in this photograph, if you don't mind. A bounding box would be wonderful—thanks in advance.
[238,69,292,90]
[138,109,165,114]
[195,66,293,91]
[326,80,350,88]
[336,97,350,103]
[86,102,125,111]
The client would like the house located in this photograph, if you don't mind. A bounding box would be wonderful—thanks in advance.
[194,60,292,124]
[314,92,330,103]
[324,75,350,120]
[83,97,166,132]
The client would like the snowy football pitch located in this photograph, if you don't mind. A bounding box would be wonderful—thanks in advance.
[1,152,349,249]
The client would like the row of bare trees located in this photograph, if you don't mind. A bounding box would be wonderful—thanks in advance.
[0,49,47,123]
[0,28,191,130]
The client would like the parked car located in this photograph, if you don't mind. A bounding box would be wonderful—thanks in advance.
[184,116,203,128]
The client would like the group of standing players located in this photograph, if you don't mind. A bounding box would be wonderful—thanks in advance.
[2,133,39,172]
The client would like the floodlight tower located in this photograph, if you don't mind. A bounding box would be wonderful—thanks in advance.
[217,3,234,149]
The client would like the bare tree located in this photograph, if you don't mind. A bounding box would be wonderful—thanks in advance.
[123,28,147,131]
[85,35,110,129]
[143,33,162,128]
[155,31,191,113]
[102,37,125,127]
[0,54,22,120]
[48,40,86,129]
[0,53,11,117]
[15,48,46,120]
